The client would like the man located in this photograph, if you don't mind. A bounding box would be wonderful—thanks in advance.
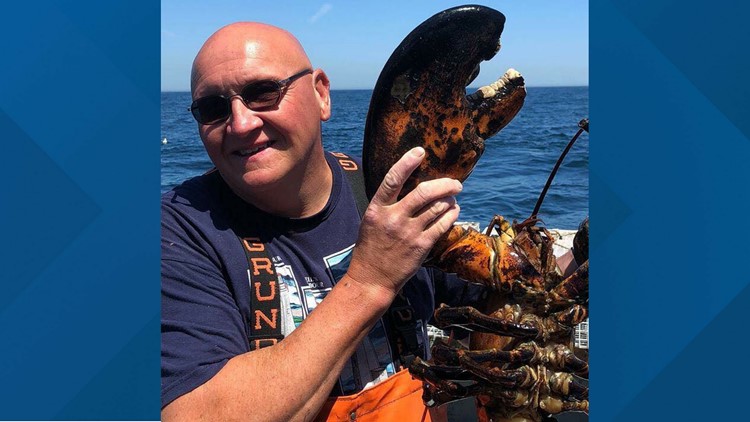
[161,22,470,421]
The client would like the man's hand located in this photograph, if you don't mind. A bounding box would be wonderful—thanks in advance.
[347,146,462,296]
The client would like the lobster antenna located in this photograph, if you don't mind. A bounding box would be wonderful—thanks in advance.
[529,118,589,220]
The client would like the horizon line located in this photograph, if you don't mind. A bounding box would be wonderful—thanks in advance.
[161,84,589,93]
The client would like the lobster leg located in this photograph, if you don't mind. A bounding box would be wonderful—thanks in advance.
[409,357,486,406]
[454,353,588,399]
[551,304,588,327]
[410,355,587,410]
[548,261,589,310]
[546,371,588,401]
[548,347,588,378]
[432,340,587,378]
[434,304,539,339]
[540,397,589,415]
[458,360,538,390]
[517,307,585,345]
[484,215,516,240]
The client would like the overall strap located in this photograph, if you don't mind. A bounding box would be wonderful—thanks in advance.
[213,170,283,350]
[239,236,284,350]
[329,152,368,219]
[330,151,423,367]
[387,292,421,367]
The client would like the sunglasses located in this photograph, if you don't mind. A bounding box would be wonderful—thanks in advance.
[189,69,313,125]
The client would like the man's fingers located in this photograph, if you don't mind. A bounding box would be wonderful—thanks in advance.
[424,203,461,242]
[414,196,457,227]
[400,178,462,216]
[370,147,425,206]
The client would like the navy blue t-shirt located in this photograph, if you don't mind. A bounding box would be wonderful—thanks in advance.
[161,152,481,408]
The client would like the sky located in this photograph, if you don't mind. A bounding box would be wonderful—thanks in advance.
[161,1,588,91]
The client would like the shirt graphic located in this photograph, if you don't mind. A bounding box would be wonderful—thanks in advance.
[273,245,397,395]
[323,246,397,394]
[275,262,331,334]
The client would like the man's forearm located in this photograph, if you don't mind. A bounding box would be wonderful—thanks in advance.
[161,274,395,422]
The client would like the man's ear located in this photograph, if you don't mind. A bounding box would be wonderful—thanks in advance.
[313,69,331,121]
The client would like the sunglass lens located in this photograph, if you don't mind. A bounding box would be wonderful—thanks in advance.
[192,96,229,124]
[242,81,281,109]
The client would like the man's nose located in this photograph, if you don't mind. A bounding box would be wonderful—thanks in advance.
[226,96,263,134]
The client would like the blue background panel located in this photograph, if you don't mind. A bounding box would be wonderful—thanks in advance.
[0,0,160,420]
[592,0,750,420]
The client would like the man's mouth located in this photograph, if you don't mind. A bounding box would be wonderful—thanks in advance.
[235,141,275,157]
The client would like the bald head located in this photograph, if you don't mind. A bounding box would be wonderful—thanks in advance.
[191,22,312,94]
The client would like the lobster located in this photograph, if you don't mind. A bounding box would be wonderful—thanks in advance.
[415,122,590,422]
[362,5,589,422]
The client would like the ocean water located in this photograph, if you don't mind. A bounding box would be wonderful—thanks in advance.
[161,87,588,229]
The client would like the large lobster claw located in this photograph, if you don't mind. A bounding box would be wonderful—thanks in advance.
[362,5,526,199]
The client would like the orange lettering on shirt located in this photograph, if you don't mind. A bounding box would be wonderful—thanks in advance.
[253,338,278,349]
[243,237,264,252]
[251,257,273,276]
[330,152,358,171]
[254,281,277,301]
[339,159,358,171]
[254,309,278,330]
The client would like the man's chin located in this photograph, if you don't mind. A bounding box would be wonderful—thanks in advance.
[234,170,285,194]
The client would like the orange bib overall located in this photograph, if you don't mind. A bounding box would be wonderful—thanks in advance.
[314,369,446,422]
